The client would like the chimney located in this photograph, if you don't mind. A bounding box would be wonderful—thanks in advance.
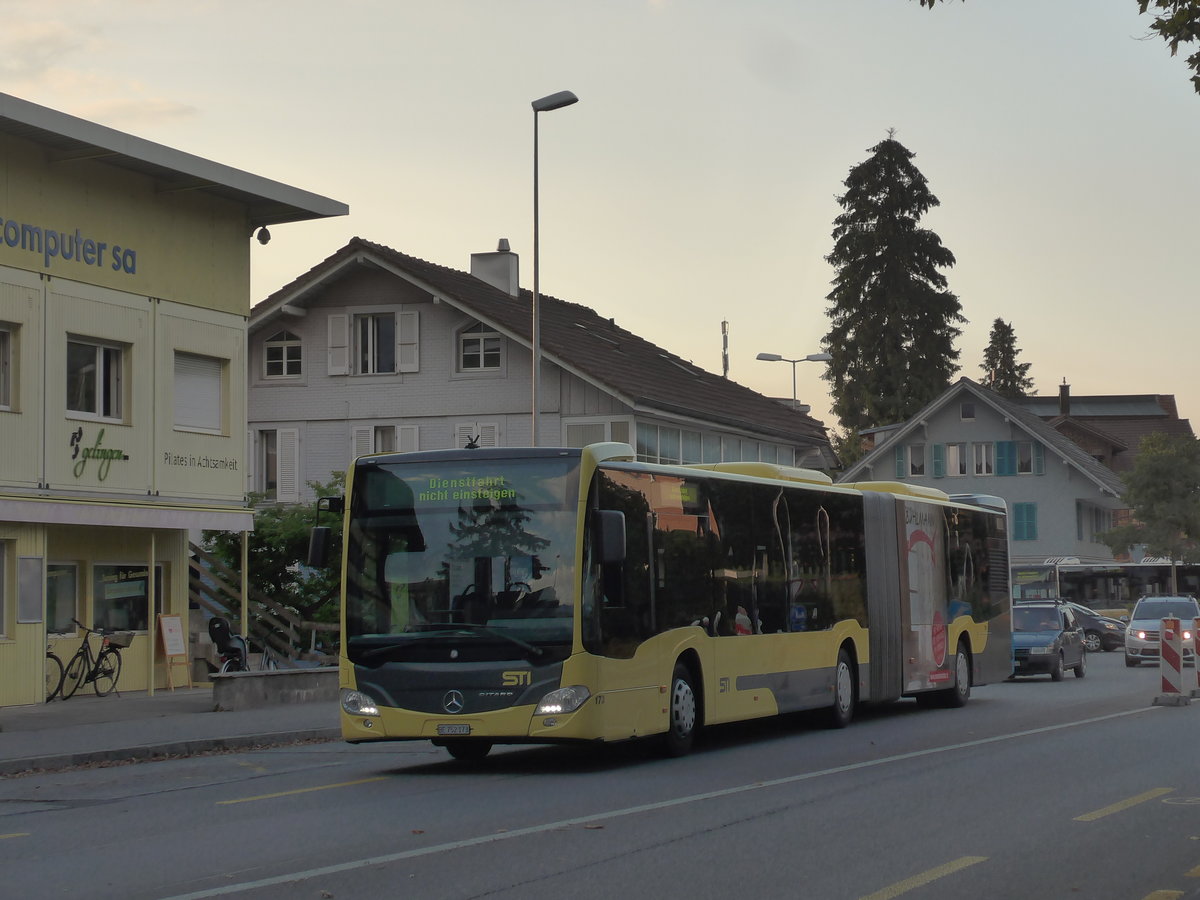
[1059,379,1070,416]
[470,238,519,297]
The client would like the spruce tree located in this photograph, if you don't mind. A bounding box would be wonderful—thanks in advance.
[980,317,1034,398]
[822,133,965,431]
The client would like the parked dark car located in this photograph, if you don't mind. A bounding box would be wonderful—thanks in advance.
[1012,601,1086,681]
[1065,602,1126,652]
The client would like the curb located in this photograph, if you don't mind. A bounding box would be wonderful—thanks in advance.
[0,727,341,778]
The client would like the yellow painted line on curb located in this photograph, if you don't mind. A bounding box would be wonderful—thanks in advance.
[1074,788,1175,822]
[1187,863,1200,878]
[859,856,987,900]
[0,833,30,840]
[216,776,387,805]
[1140,891,1183,899]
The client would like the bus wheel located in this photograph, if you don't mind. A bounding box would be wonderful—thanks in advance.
[944,643,972,708]
[442,740,492,762]
[825,648,855,729]
[664,662,698,757]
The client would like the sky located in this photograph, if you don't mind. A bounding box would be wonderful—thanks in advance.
[6,0,1198,432]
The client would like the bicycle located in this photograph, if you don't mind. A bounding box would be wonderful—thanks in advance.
[45,644,65,702]
[62,618,131,699]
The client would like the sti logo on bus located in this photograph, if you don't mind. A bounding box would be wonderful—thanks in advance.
[503,671,531,686]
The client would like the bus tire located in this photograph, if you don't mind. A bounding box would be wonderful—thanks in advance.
[663,662,699,757]
[938,642,972,708]
[442,740,492,762]
[825,647,856,729]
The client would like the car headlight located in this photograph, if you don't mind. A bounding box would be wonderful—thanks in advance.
[1136,630,1147,640]
[535,685,591,715]
[1185,630,1194,641]
[341,688,380,717]
[1103,622,1117,631]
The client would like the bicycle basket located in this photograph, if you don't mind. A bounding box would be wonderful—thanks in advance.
[107,631,135,648]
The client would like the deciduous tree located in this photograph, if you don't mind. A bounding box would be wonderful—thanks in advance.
[822,133,965,432]
[916,0,1200,95]
[1101,433,1200,562]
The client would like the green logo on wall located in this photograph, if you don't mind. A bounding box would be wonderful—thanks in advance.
[70,426,129,481]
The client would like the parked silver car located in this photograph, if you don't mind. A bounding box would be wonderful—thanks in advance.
[1124,596,1200,667]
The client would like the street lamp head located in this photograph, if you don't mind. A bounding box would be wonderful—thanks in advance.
[532,90,579,112]
[805,352,832,362]
[756,352,782,362]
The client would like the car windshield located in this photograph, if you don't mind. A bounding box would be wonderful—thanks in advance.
[1132,598,1200,620]
[1014,607,1061,632]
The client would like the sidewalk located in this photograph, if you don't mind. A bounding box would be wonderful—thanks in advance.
[0,685,340,777]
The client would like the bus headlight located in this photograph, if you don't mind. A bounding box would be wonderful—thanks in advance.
[341,688,380,717]
[535,685,591,715]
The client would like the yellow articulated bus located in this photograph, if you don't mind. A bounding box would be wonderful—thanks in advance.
[311,442,1012,760]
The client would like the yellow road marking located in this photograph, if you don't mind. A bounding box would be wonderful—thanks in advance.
[1187,864,1200,878]
[859,856,987,900]
[0,833,30,840]
[1141,892,1183,899]
[1075,788,1175,822]
[217,776,387,805]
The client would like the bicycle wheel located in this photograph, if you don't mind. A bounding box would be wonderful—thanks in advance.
[45,652,64,702]
[93,648,122,697]
[62,649,89,700]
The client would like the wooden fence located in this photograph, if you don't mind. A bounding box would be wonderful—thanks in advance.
[188,541,338,668]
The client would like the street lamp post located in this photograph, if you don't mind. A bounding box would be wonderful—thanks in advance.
[530,89,578,447]
[755,351,832,410]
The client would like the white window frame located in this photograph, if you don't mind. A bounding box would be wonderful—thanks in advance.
[458,322,503,373]
[945,442,967,476]
[47,562,79,635]
[263,330,302,379]
[355,312,396,375]
[328,309,419,376]
[973,442,994,476]
[174,351,224,434]
[66,337,124,421]
[908,444,925,477]
[351,424,418,460]
[0,325,12,410]
[257,428,299,503]
[0,543,6,638]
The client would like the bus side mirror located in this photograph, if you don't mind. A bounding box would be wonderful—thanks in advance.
[592,509,626,565]
[308,526,332,568]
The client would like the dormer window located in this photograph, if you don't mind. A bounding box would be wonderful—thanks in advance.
[459,322,502,372]
[264,331,302,378]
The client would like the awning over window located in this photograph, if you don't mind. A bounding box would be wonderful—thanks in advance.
[0,496,254,531]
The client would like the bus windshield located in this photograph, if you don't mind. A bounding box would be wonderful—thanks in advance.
[343,454,581,665]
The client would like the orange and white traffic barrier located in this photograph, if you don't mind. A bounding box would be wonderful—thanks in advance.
[1193,618,1200,698]
[1154,617,1187,706]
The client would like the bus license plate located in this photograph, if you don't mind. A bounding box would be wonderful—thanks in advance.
[437,724,471,736]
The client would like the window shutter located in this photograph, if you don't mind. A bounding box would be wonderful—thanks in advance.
[398,425,418,453]
[327,314,349,376]
[174,353,223,431]
[996,441,1016,476]
[894,446,905,479]
[477,423,499,447]
[397,310,419,373]
[931,444,945,478]
[455,422,498,449]
[455,423,478,449]
[277,428,300,503]
[351,426,374,461]
[1033,442,1045,475]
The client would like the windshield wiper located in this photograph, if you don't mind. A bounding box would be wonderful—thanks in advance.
[439,624,545,658]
